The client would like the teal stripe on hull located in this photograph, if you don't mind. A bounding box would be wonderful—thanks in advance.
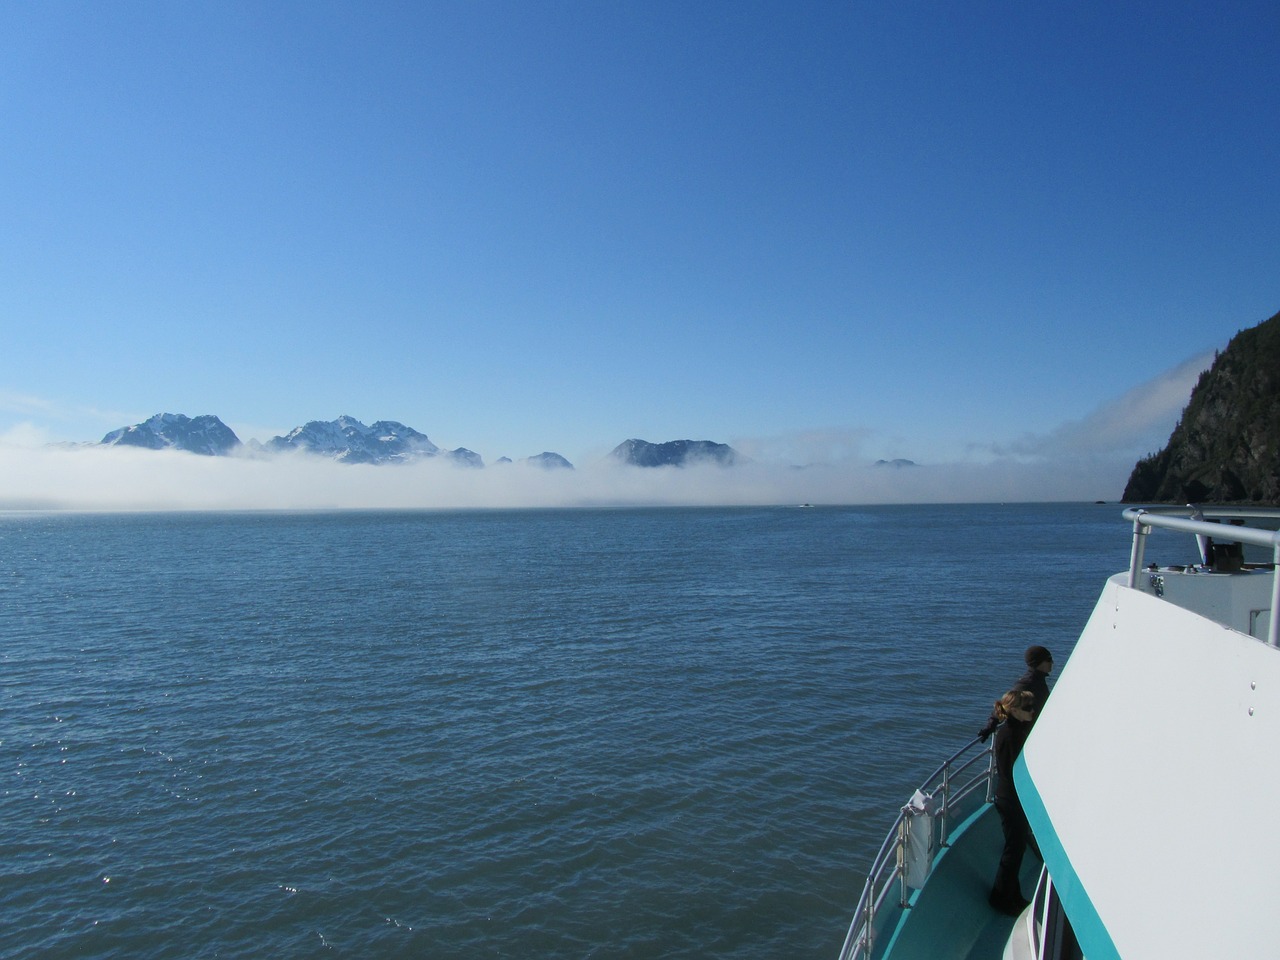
[1014,755,1122,960]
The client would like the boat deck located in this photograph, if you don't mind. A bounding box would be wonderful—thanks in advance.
[880,803,1040,960]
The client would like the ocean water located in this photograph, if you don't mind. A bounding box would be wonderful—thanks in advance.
[1,504,1129,959]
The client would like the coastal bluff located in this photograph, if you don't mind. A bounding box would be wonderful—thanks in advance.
[1123,309,1280,504]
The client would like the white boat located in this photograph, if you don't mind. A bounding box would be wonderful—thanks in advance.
[837,505,1280,960]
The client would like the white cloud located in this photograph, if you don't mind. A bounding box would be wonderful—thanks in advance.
[0,421,59,448]
[730,427,876,465]
[0,392,59,417]
[0,392,140,443]
[993,351,1213,460]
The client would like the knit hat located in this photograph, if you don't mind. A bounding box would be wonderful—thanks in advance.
[1025,644,1053,667]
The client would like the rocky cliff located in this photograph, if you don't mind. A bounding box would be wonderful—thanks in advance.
[1122,310,1280,503]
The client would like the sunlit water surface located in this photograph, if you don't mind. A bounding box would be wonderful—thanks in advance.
[1,504,1127,959]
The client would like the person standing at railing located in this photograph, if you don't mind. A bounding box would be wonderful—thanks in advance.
[977,645,1053,741]
[988,689,1037,917]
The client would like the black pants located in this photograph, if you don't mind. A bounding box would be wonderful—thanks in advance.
[990,795,1030,908]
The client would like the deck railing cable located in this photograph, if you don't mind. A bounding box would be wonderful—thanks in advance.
[836,736,995,960]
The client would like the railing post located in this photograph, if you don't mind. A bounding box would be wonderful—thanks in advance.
[939,761,951,848]
[1128,514,1151,588]
[861,882,874,960]
[985,741,997,804]
[897,816,910,909]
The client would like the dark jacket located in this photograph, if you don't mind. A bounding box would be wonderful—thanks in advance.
[978,667,1051,740]
[993,715,1033,803]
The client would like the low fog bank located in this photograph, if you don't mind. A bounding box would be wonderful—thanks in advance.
[0,443,1133,512]
[0,348,1209,512]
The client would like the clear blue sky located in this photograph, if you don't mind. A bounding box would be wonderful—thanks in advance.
[1,2,1277,494]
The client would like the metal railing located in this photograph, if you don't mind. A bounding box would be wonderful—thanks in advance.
[1123,506,1280,647]
[836,736,995,960]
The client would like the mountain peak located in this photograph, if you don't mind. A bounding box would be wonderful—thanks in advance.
[609,438,739,467]
[101,413,241,456]
[524,451,574,469]
[267,416,443,464]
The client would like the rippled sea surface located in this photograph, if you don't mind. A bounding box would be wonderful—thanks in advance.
[1,504,1128,959]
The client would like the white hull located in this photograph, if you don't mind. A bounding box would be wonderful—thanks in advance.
[1017,571,1280,959]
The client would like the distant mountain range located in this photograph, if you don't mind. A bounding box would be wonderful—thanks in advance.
[95,413,528,467]
[90,414,748,470]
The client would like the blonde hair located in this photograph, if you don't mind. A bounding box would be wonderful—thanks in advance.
[993,689,1035,723]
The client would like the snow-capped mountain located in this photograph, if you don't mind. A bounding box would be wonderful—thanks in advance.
[265,416,443,464]
[100,413,241,456]
[263,416,484,466]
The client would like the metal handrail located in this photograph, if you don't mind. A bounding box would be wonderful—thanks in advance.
[837,736,995,960]
[1123,506,1280,646]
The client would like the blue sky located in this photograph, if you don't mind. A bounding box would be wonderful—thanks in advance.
[1,2,1277,506]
